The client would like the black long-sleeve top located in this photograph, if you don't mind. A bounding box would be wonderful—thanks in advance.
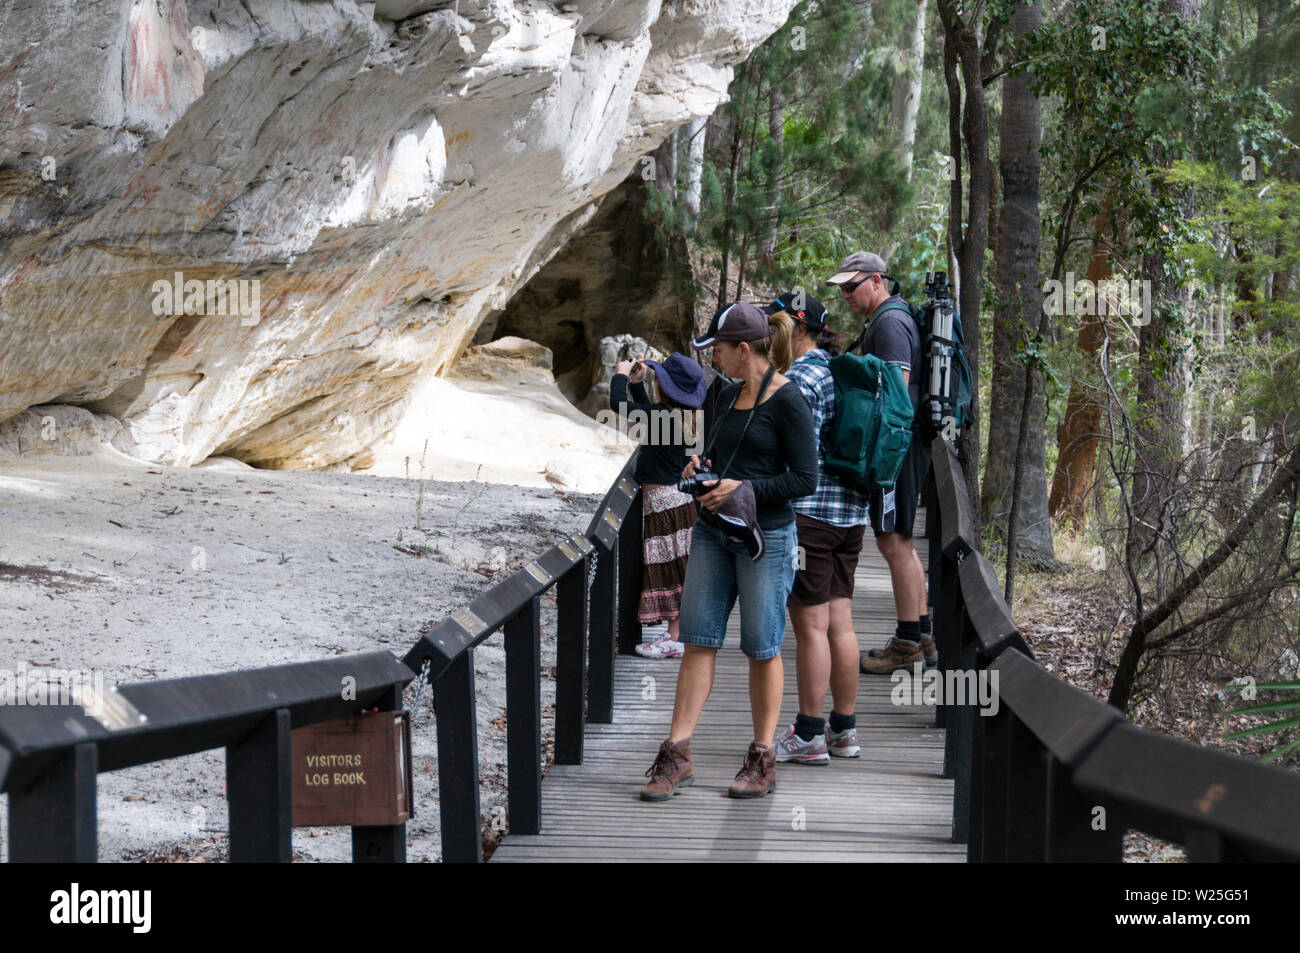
[610,374,690,487]
[703,380,818,529]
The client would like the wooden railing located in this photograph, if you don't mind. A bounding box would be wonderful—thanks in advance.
[922,436,1300,862]
[7,439,1295,863]
[0,652,413,861]
[401,452,644,861]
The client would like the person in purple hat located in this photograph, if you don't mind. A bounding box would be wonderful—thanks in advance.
[611,353,708,658]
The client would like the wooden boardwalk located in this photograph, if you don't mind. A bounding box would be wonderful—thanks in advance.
[493,516,963,862]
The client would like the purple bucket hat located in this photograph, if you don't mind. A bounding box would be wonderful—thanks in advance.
[643,352,707,409]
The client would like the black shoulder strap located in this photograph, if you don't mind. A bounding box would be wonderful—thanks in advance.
[699,364,776,478]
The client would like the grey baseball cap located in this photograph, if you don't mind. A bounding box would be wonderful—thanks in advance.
[826,251,888,285]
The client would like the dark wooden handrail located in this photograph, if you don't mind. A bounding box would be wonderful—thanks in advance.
[0,652,413,862]
[925,435,1300,862]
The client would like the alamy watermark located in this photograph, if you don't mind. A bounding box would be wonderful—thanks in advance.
[596,406,703,456]
[152,271,262,326]
[890,662,1000,716]
[0,663,105,714]
[1043,273,1152,325]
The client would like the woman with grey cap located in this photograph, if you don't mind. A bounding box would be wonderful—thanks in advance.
[639,302,817,802]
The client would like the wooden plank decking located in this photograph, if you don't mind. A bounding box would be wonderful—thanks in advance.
[493,516,963,862]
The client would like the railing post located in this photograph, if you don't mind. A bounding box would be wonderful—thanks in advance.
[1004,712,1050,861]
[1045,756,1122,861]
[505,596,542,835]
[352,683,407,863]
[434,651,482,862]
[617,489,643,656]
[588,537,617,724]
[923,468,945,730]
[227,707,292,863]
[935,558,961,744]
[555,558,589,765]
[975,705,1011,862]
[1185,828,1248,862]
[948,614,978,843]
[8,740,97,862]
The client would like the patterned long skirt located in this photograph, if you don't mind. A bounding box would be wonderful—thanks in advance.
[638,483,697,624]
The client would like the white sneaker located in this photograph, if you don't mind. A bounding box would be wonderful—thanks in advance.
[635,639,683,659]
[773,723,830,765]
[826,725,861,758]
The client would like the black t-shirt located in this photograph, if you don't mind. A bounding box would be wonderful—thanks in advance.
[702,380,817,529]
[610,374,688,487]
[862,295,923,406]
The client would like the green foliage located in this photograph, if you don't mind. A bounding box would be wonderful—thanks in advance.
[646,0,917,321]
[1221,681,1300,763]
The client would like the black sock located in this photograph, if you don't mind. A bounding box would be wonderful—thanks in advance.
[898,620,921,643]
[794,712,825,741]
[829,711,856,733]
[919,614,931,639]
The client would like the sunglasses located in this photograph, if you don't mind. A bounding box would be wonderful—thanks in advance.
[839,273,877,294]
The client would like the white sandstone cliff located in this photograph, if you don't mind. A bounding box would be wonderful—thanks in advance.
[0,0,795,470]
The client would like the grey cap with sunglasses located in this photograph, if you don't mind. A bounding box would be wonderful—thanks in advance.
[825,251,890,288]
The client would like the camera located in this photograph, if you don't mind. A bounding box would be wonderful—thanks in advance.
[924,270,952,302]
[678,470,719,495]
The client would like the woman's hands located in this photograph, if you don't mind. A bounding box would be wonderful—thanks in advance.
[614,360,648,384]
[682,455,707,479]
[697,479,741,512]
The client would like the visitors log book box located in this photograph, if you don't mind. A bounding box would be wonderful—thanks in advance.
[291,710,413,827]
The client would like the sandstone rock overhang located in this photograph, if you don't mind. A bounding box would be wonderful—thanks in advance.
[0,0,797,469]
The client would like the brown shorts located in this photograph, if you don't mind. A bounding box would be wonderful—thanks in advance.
[787,514,866,608]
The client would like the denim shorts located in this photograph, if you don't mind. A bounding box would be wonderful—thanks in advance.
[677,519,797,660]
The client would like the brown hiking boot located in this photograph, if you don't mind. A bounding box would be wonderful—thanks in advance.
[860,637,924,675]
[728,742,777,799]
[867,634,937,668]
[640,739,694,801]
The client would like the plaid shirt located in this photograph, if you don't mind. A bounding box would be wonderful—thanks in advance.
[786,349,869,527]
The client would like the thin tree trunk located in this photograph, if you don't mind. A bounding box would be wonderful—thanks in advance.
[1048,201,1114,528]
[683,116,706,223]
[1132,0,1203,553]
[938,0,998,524]
[759,87,784,265]
[716,115,743,314]
[993,0,1048,598]
[890,0,928,181]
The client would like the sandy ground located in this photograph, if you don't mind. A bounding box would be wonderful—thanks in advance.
[0,453,603,862]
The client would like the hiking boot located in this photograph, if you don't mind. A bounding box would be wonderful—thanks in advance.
[860,637,923,675]
[866,634,937,668]
[728,742,777,798]
[826,724,861,758]
[640,739,694,801]
[773,724,829,765]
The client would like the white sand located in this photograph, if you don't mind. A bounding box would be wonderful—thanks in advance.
[0,452,606,861]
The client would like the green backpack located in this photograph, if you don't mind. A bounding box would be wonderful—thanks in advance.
[805,352,914,489]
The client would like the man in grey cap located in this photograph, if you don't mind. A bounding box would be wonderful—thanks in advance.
[826,252,937,673]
